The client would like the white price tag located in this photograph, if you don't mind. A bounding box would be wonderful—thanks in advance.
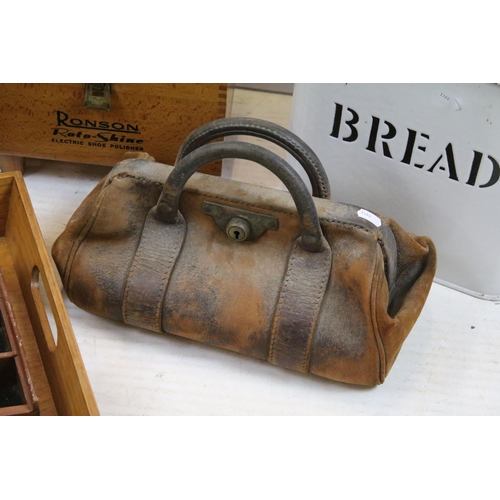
[357,209,382,227]
[438,91,461,110]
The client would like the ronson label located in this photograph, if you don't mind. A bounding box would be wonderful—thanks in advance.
[51,110,145,151]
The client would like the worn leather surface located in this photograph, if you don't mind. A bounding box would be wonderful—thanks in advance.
[268,237,332,373]
[52,158,437,386]
[122,209,186,331]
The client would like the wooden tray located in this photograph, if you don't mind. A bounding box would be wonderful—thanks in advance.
[0,83,227,174]
[0,171,98,415]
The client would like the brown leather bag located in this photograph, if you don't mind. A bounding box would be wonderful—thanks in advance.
[52,118,436,386]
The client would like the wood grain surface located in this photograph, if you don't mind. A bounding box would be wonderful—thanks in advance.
[0,83,227,174]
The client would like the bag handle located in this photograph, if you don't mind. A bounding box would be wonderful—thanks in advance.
[155,141,326,253]
[175,117,331,200]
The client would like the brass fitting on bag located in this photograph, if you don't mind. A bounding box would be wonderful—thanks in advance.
[226,217,251,242]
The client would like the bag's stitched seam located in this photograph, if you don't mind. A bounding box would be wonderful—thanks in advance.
[375,262,386,383]
[201,193,294,215]
[114,172,164,187]
[122,209,153,325]
[64,185,109,293]
[122,249,140,324]
[268,241,298,363]
[152,237,167,331]
[377,238,390,287]
[156,225,184,331]
[320,218,373,235]
[123,214,185,331]
[111,172,371,227]
[302,254,330,372]
[180,123,329,198]
[377,238,389,272]
[370,250,386,384]
[111,174,381,236]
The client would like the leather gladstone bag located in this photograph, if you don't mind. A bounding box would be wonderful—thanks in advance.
[52,118,437,386]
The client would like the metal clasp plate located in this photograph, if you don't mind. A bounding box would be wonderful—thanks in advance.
[202,201,279,242]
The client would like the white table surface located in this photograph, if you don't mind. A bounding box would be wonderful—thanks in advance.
[21,158,500,416]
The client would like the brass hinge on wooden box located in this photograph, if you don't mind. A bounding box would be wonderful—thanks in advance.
[84,83,112,111]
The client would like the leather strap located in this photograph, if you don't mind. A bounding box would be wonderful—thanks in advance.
[268,237,332,373]
[122,208,186,331]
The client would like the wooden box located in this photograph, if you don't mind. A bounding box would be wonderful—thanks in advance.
[0,83,227,173]
[0,171,98,415]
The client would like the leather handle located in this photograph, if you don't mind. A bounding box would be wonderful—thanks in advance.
[155,141,325,252]
[175,117,331,200]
